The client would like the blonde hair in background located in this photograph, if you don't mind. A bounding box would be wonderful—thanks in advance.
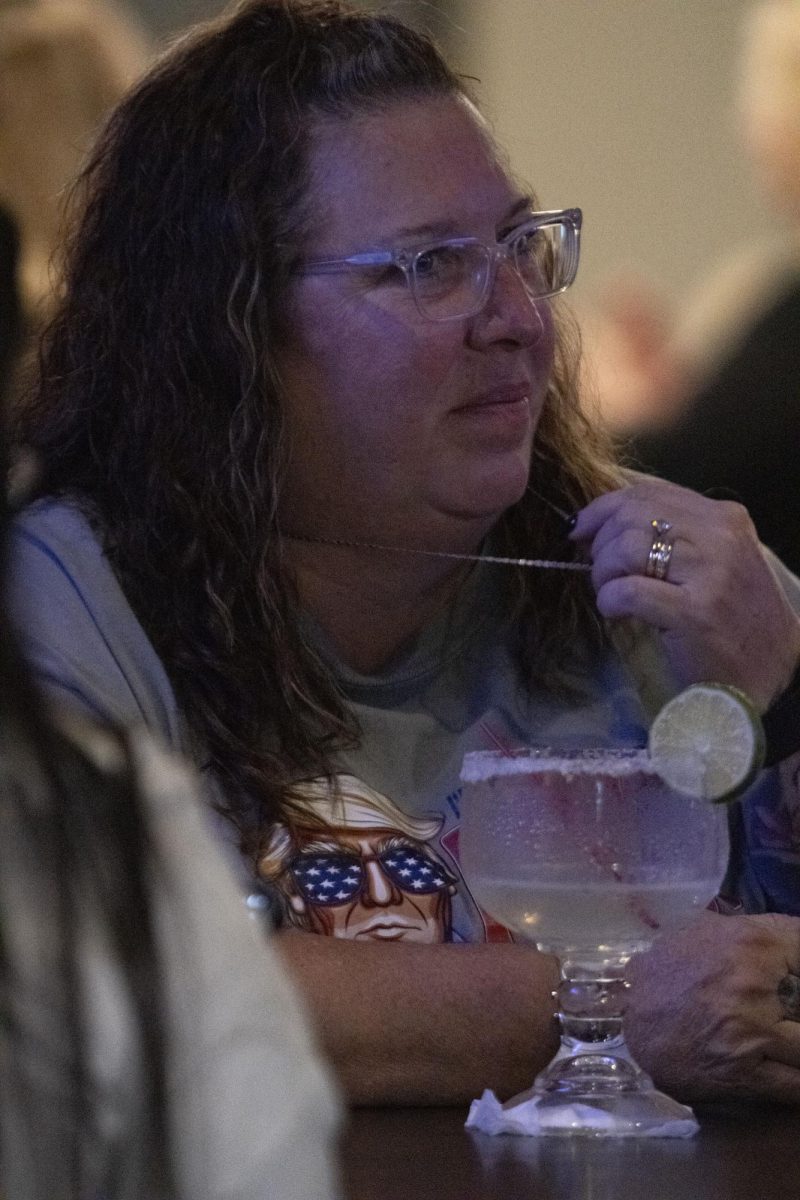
[665,0,800,376]
[0,0,152,318]
[738,0,800,220]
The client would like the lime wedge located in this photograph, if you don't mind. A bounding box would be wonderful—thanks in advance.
[648,683,766,802]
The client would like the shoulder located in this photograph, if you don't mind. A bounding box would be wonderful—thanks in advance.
[8,497,182,740]
[8,496,146,632]
[9,495,112,594]
[12,492,105,550]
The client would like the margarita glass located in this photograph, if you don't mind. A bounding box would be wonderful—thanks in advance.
[460,747,729,1136]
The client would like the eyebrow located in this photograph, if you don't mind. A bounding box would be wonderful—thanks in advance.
[295,840,357,856]
[381,194,535,244]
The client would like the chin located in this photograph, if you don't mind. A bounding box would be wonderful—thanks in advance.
[452,461,530,519]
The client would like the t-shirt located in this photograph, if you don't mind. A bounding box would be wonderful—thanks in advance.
[276,569,675,944]
[9,497,800,931]
[0,710,341,1200]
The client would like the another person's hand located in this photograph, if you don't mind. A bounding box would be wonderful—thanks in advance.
[571,477,800,711]
[579,274,687,437]
[624,911,800,1103]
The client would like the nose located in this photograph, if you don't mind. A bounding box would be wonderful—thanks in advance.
[468,255,548,349]
[360,859,403,908]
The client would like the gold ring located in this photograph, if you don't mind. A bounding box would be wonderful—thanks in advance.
[645,518,674,581]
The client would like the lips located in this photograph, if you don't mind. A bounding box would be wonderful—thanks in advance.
[454,382,532,413]
[351,917,423,939]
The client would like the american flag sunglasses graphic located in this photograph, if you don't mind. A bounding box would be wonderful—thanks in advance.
[290,845,453,906]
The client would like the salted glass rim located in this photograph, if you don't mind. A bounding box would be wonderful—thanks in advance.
[460,746,657,781]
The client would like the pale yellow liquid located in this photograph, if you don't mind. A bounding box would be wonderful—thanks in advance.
[470,875,720,958]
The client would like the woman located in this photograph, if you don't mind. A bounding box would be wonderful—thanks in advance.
[9,0,800,1106]
[1,199,340,1200]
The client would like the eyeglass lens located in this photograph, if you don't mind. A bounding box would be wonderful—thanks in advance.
[411,221,574,320]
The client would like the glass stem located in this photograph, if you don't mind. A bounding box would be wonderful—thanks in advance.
[556,973,629,1048]
[531,964,656,1096]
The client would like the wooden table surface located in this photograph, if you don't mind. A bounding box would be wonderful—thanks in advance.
[340,1102,800,1199]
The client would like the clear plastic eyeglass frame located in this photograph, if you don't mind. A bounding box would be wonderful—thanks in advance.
[297,207,582,322]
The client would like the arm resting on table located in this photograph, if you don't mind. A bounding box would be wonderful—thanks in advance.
[276,931,560,1106]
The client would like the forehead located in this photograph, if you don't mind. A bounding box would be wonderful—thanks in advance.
[295,823,401,849]
[305,93,526,246]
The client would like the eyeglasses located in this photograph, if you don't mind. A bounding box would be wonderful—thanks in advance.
[298,207,582,322]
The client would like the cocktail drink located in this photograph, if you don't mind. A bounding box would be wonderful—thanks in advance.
[460,747,729,1135]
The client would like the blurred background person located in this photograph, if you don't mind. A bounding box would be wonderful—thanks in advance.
[0,617,342,1199]
[0,170,340,1200]
[0,0,152,339]
[583,0,800,576]
[579,270,688,438]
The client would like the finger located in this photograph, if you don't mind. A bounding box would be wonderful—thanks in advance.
[580,511,643,563]
[590,526,689,591]
[572,503,701,582]
[570,492,628,541]
[570,478,710,542]
[575,502,685,574]
[592,534,776,622]
[593,573,687,628]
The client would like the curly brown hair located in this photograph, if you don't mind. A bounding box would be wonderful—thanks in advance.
[15,0,623,851]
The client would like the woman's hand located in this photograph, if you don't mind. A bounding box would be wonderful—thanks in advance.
[624,912,800,1103]
[571,478,800,711]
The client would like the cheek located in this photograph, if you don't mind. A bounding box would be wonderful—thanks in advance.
[332,308,456,394]
[304,279,457,373]
[409,891,447,921]
[305,317,459,444]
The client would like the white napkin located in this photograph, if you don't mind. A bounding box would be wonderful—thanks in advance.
[465,1088,699,1138]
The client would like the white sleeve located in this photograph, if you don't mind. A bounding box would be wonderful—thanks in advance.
[129,731,343,1200]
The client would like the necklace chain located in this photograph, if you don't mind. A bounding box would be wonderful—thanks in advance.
[286,534,591,572]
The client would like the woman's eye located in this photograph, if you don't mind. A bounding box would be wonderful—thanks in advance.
[513,228,539,259]
[414,246,462,284]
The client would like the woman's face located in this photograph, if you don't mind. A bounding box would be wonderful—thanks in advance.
[277,93,556,547]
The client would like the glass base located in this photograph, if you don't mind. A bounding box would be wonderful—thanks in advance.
[522,1039,699,1137]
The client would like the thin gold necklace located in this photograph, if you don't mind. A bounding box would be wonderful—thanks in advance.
[283,491,590,571]
[285,534,590,571]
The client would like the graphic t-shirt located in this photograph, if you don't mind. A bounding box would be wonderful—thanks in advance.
[254,568,710,941]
